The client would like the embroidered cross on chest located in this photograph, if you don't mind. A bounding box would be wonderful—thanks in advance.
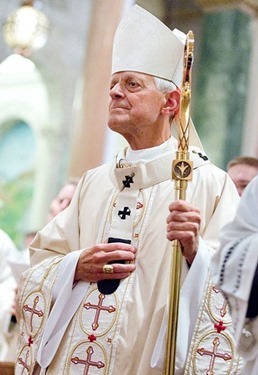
[118,206,131,220]
[122,173,135,188]
[17,349,30,375]
[83,293,116,330]
[197,337,232,374]
[71,346,104,375]
[23,295,43,331]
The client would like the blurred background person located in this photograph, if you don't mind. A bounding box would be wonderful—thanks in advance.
[14,179,79,274]
[47,179,79,222]
[227,156,258,196]
[22,179,79,253]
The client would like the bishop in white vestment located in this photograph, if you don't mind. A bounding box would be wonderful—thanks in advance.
[15,5,243,375]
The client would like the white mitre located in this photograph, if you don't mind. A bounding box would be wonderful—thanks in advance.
[112,5,184,86]
[111,5,204,150]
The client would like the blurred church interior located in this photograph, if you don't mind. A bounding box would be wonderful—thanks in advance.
[0,0,258,248]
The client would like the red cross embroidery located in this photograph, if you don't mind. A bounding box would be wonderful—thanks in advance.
[28,336,33,346]
[23,295,43,332]
[197,337,232,374]
[219,300,228,317]
[71,346,104,374]
[83,293,116,330]
[136,202,143,209]
[212,286,228,317]
[214,320,226,333]
[88,334,97,342]
[17,349,30,374]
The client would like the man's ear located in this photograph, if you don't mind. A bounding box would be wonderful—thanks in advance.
[162,90,180,115]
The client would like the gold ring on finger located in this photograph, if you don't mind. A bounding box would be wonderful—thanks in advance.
[102,264,114,274]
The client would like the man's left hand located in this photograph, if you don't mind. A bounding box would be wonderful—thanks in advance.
[166,199,201,264]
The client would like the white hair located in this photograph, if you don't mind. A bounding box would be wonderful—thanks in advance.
[154,77,179,123]
[153,77,177,93]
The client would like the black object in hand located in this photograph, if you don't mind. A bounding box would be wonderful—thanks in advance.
[97,237,131,295]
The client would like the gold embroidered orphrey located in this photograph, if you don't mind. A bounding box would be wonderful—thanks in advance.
[16,257,62,374]
[184,275,243,374]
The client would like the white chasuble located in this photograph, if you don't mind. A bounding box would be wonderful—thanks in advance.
[16,141,242,374]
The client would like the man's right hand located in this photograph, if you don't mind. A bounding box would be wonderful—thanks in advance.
[74,242,136,282]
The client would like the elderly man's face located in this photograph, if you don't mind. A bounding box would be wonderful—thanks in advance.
[108,71,169,148]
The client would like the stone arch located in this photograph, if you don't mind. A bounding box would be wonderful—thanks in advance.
[0,54,62,246]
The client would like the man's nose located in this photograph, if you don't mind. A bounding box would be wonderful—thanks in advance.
[109,83,124,99]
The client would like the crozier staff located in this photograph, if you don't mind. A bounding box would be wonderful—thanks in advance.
[16,5,242,375]
[166,30,194,375]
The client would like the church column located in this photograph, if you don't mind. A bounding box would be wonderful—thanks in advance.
[193,5,251,168]
[68,0,131,177]
[242,16,258,156]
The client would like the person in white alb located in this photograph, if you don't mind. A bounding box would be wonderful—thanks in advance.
[212,174,258,375]
[15,5,243,374]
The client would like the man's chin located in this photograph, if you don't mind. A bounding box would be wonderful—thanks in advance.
[108,125,122,135]
[108,117,126,131]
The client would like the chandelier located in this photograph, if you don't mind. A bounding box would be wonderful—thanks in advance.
[2,1,49,56]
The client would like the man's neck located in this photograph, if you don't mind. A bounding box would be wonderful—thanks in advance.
[126,137,177,163]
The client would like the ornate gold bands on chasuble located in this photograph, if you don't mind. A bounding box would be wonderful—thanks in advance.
[184,275,243,374]
[16,257,62,374]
